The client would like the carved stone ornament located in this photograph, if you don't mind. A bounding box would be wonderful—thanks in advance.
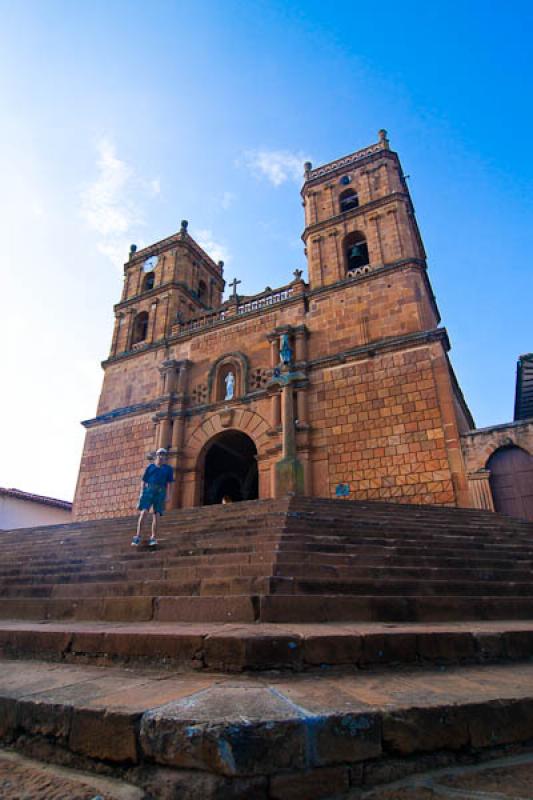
[219,407,234,428]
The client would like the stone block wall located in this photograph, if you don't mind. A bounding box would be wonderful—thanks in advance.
[74,413,154,520]
[307,343,457,504]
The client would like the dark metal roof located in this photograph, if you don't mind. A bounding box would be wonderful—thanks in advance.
[514,353,533,421]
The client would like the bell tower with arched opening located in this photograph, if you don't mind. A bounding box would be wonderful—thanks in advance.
[302,130,428,290]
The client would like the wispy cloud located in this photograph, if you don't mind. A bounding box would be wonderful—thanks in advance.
[220,191,236,210]
[193,228,231,264]
[80,138,160,269]
[240,148,311,187]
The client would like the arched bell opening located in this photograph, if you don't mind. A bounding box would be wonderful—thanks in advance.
[201,430,259,505]
[344,230,370,274]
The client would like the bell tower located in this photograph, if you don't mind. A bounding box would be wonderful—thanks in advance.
[109,220,225,359]
[301,130,427,290]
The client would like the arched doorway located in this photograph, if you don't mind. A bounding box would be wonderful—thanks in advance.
[202,430,259,505]
[487,446,533,521]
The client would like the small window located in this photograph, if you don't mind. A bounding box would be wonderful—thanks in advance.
[344,231,369,273]
[142,272,155,292]
[339,189,359,213]
[131,311,149,345]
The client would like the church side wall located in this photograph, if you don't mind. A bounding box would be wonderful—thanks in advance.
[73,413,154,520]
[306,342,458,505]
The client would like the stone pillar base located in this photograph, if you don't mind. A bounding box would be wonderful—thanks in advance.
[274,457,305,497]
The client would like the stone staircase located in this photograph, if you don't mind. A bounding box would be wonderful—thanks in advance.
[1,497,533,799]
[2,497,533,626]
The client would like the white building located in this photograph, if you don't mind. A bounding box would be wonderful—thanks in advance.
[0,488,72,530]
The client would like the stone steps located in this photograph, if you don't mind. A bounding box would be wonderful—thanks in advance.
[2,656,533,799]
[1,497,533,624]
[3,593,533,624]
[1,619,533,671]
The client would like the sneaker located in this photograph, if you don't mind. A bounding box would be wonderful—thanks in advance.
[148,538,158,548]
[131,535,141,547]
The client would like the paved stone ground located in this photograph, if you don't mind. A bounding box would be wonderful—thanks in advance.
[356,753,533,798]
[0,749,143,800]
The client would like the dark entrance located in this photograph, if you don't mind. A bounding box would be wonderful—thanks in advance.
[202,430,259,505]
[488,446,533,521]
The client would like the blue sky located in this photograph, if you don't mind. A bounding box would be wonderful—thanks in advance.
[0,0,531,501]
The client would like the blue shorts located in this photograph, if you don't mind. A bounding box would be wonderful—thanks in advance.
[138,484,167,515]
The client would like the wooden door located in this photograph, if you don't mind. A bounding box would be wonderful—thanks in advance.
[488,446,533,521]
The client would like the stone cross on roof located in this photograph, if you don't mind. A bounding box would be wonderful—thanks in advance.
[229,277,241,301]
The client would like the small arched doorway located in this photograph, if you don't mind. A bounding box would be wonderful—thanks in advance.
[487,446,533,521]
[202,430,258,505]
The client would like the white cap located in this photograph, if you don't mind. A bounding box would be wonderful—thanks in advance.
[155,448,168,455]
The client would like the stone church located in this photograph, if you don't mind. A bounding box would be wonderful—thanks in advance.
[73,132,532,521]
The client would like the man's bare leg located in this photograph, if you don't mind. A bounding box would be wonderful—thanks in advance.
[136,509,147,539]
[150,512,158,543]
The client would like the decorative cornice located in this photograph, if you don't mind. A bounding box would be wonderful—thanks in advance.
[114,280,220,312]
[302,192,409,241]
[303,145,396,188]
[81,401,158,428]
[304,327,450,374]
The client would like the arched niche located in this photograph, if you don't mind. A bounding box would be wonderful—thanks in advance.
[208,352,249,403]
[131,311,149,345]
[142,272,155,292]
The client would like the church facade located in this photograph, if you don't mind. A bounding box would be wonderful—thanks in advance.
[73,132,475,520]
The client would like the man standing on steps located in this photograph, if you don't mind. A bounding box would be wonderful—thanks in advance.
[131,448,174,547]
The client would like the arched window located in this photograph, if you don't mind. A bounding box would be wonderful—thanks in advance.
[339,189,359,213]
[142,272,155,292]
[131,311,149,345]
[198,280,207,304]
[344,231,369,273]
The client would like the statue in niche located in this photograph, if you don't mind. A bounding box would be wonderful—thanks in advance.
[280,334,292,367]
[224,371,235,400]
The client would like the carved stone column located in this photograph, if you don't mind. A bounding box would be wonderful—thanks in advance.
[468,470,495,511]
[110,312,124,357]
[369,213,384,265]
[329,230,341,282]
[125,309,136,351]
[268,334,281,428]
[169,359,190,509]
[157,416,172,450]
[387,208,404,259]
[296,389,308,426]
[271,334,305,497]
[294,326,308,363]
[148,300,159,343]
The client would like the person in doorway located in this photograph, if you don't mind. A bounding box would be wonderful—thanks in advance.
[131,448,174,547]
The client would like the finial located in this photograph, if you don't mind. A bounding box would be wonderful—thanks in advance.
[129,244,137,259]
[180,219,189,232]
[293,268,303,281]
[378,129,389,148]
[304,161,312,179]
[217,260,224,271]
